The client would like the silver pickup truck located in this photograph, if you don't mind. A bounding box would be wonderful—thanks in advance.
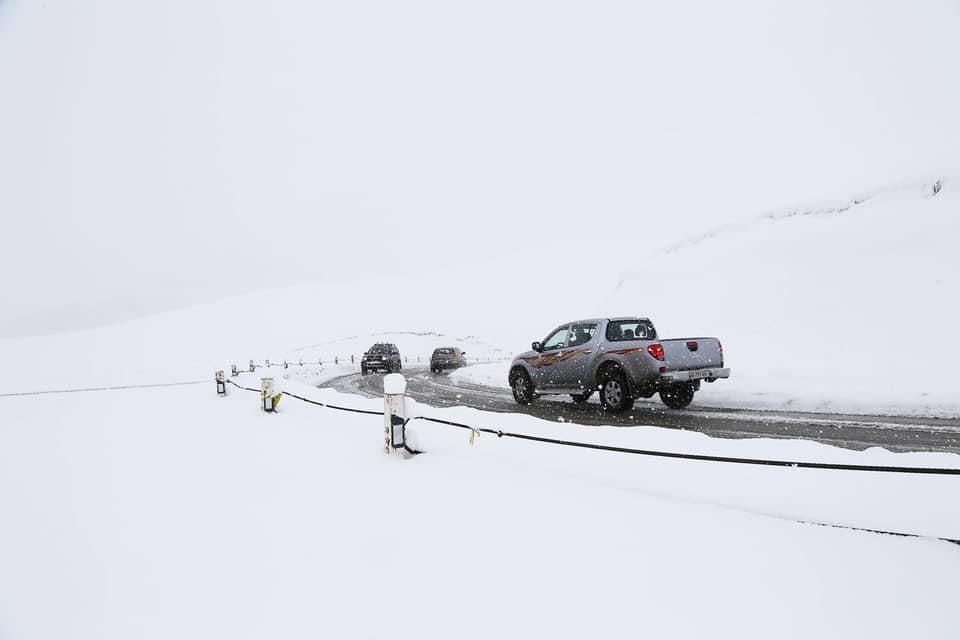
[508,317,730,412]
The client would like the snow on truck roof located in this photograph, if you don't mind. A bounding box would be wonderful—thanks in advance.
[560,317,650,324]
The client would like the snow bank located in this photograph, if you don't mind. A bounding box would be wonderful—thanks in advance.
[448,361,511,389]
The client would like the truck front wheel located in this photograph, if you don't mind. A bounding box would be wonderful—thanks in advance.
[660,382,695,409]
[599,369,634,413]
[510,368,535,405]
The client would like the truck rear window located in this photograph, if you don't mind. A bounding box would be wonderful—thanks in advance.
[606,320,656,341]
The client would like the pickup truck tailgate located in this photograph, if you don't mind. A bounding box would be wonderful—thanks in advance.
[661,338,724,370]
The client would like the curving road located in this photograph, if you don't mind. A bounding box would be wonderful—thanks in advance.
[321,366,960,455]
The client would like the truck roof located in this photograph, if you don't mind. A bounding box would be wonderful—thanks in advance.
[557,317,650,326]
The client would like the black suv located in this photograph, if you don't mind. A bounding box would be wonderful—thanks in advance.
[361,343,402,375]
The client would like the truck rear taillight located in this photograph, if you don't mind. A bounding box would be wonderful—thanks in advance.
[647,344,665,361]
[686,341,699,351]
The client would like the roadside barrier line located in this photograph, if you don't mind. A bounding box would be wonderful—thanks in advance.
[223,371,960,546]
[404,415,960,476]
[795,519,959,546]
[225,378,382,415]
[0,380,207,398]
[228,375,960,476]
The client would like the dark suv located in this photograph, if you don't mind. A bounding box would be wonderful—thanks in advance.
[430,347,468,374]
[361,343,402,375]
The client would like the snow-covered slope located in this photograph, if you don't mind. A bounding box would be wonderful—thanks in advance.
[597,180,960,416]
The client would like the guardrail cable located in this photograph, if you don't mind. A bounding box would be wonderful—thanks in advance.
[404,415,960,476]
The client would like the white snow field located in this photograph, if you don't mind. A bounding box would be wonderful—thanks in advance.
[1,371,959,640]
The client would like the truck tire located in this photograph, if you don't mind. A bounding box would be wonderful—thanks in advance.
[510,368,535,405]
[571,392,593,404]
[599,369,634,413]
[660,383,695,409]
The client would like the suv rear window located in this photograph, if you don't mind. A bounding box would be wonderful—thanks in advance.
[606,319,656,342]
[433,348,453,355]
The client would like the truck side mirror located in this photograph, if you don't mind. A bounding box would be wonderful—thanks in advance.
[532,341,542,353]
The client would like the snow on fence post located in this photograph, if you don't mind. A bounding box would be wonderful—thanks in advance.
[283,360,288,369]
[231,364,238,377]
[261,377,279,412]
[215,370,227,396]
[351,354,355,364]
[249,359,255,372]
[335,356,339,365]
[266,359,271,367]
[299,359,303,366]
[383,373,414,457]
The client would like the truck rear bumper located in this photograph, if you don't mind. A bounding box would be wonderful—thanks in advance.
[660,368,731,383]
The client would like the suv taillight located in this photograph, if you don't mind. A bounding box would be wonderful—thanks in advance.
[647,344,665,361]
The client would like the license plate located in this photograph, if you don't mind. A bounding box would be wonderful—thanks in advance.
[688,370,711,380]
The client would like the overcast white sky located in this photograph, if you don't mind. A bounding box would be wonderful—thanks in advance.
[1,0,958,336]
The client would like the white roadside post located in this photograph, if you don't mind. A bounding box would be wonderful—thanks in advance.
[231,364,239,377]
[383,373,415,457]
[261,377,278,412]
[215,370,227,396]
[249,359,255,372]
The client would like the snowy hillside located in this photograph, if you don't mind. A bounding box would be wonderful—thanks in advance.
[598,179,960,416]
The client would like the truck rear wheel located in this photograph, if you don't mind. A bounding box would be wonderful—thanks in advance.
[599,369,634,413]
[660,382,695,409]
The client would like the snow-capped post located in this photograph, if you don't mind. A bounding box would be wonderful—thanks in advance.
[335,356,339,365]
[266,359,271,367]
[249,359,255,372]
[283,360,288,369]
[215,370,226,396]
[351,354,355,364]
[231,364,238,377]
[298,359,303,366]
[383,373,415,457]
[261,377,279,412]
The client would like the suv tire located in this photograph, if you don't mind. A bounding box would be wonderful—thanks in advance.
[659,382,695,409]
[599,369,634,413]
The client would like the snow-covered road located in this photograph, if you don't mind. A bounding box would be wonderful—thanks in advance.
[325,366,960,454]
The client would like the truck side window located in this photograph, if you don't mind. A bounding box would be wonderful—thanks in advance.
[541,326,569,351]
[568,323,598,347]
[606,320,654,341]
